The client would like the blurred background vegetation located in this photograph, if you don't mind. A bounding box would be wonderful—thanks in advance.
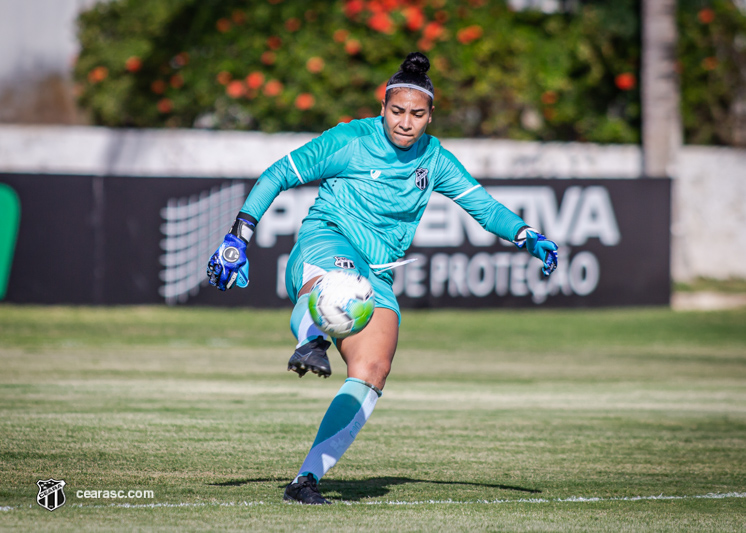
[73,0,746,145]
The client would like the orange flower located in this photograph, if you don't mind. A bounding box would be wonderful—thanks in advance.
[403,6,425,31]
[423,22,444,41]
[150,79,167,94]
[540,91,557,105]
[698,8,715,24]
[216,71,232,85]
[417,38,433,52]
[345,39,362,55]
[264,79,284,97]
[125,56,142,73]
[435,10,449,23]
[157,98,173,113]
[338,115,353,123]
[306,57,325,73]
[88,66,109,84]
[295,93,315,110]
[375,82,387,101]
[344,0,365,18]
[246,71,265,89]
[226,80,246,98]
[231,10,247,25]
[457,25,483,44]
[368,12,394,33]
[702,56,718,70]
[261,51,276,65]
[333,29,349,43]
[614,72,636,91]
[267,36,282,50]
[216,18,231,33]
[170,74,184,89]
[285,17,301,32]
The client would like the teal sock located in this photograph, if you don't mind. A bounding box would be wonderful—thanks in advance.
[294,378,382,483]
[290,293,326,348]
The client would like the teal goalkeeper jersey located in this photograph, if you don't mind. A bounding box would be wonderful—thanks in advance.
[240,116,527,269]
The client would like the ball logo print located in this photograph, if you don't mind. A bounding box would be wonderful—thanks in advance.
[308,270,375,338]
[222,246,240,263]
[36,479,66,511]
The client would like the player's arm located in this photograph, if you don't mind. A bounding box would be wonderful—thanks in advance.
[433,149,558,276]
[207,123,357,291]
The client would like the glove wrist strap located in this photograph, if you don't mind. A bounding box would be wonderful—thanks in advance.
[230,213,256,245]
[513,225,534,247]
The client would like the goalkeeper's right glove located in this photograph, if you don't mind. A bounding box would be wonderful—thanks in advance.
[206,214,255,291]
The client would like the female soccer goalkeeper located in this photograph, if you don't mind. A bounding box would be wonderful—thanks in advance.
[207,52,558,505]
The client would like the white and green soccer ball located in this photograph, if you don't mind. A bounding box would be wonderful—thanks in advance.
[308,270,375,339]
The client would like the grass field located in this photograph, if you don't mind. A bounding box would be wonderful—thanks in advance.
[1,304,745,531]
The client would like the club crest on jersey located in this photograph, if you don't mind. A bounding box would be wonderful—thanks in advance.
[36,479,66,511]
[334,256,355,269]
[414,168,429,191]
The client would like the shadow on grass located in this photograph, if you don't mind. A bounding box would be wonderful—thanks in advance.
[209,477,541,500]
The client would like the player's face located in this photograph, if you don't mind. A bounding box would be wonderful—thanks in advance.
[380,89,433,150]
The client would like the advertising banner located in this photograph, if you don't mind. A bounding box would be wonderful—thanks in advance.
[0,174,670,307]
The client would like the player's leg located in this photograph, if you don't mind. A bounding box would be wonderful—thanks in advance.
[284,226,370,378]
[284,310,398,504]
[337,308,398,390]
[284,276,399,504]
[287,279,331,378]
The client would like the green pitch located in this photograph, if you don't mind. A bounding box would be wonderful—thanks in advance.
[1,304,745,531]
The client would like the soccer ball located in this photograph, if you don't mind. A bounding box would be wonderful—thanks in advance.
[308,270,375,339]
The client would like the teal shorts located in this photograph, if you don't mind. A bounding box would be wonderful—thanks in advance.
[285,222,401,322]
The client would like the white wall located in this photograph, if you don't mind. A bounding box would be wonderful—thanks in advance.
[673,147,746,281]
[0,124,743,282]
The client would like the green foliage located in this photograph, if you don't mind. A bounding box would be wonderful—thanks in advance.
[678,0,746,145]
[72,0,744,145]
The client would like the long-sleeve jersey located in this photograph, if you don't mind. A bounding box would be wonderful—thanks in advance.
[241,116,527,271]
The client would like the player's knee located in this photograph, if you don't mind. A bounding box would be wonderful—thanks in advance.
[365,358,392,383]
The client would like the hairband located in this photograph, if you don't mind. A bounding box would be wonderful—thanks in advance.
[385,83,434,99]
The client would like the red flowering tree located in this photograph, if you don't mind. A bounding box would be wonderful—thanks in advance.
[73,0,746,145]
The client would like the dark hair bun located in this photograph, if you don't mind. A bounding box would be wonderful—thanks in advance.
[400,52,430,75]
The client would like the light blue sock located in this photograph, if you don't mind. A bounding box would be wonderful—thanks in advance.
[290,293,326,348]
[294,378,382,483]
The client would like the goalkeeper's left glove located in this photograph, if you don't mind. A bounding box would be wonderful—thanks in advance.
[206,214,255,291]
[514,226,558,276]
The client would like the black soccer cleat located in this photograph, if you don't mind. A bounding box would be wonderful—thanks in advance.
[283,474,331,505]
[287,337,332,378]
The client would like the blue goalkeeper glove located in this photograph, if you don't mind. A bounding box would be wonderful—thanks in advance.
[206,215,255,291]
[514,226,558,276]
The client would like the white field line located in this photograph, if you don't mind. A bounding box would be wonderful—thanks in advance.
[2,492,746,511]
